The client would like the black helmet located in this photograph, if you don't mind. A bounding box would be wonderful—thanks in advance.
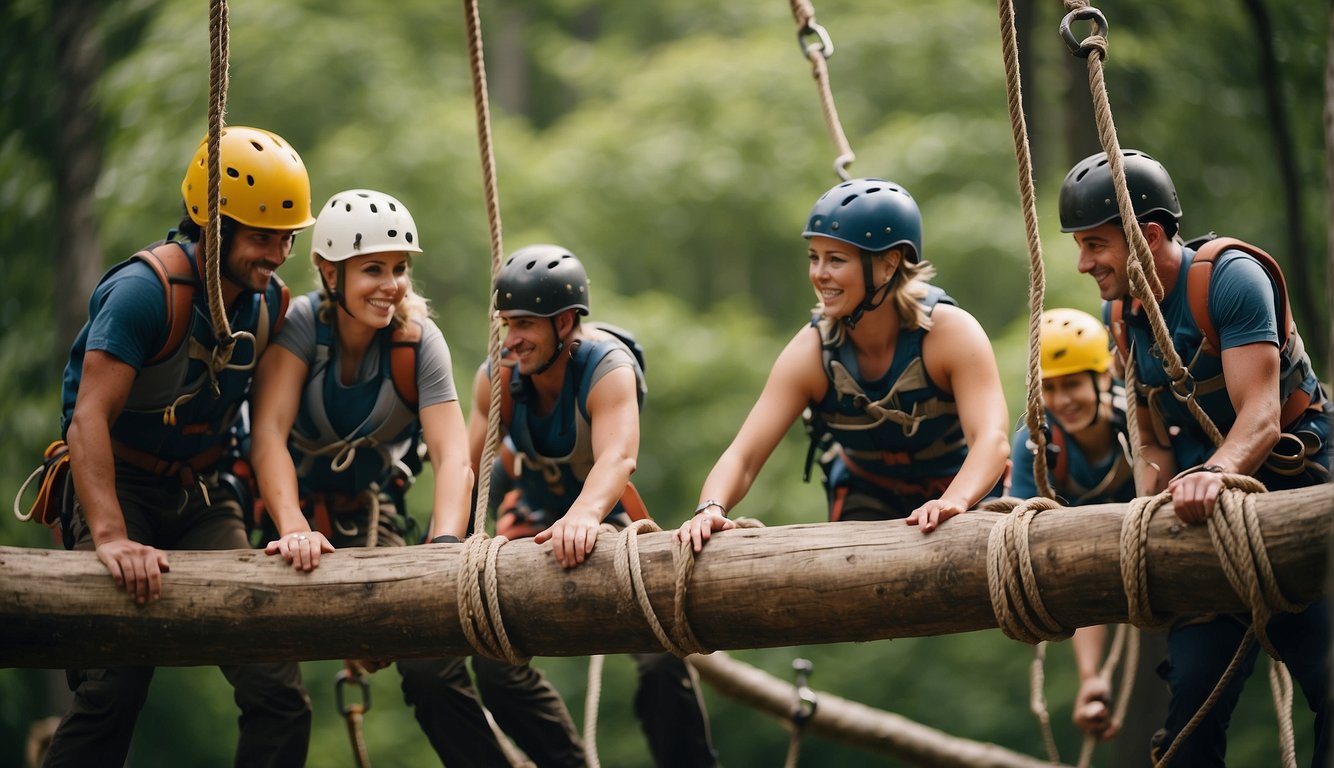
[1058,149,1181,233]
[496,245,590,317]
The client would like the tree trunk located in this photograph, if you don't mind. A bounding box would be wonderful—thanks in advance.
[52,0,105,357]
[688,651,1066,768]
[1240,0,1325,362]
[2,484,1328,668]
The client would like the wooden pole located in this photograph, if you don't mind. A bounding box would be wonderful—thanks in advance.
[2,484,1329,668]
[688,651,1069,768]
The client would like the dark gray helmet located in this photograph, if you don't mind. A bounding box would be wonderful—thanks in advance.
[803,178,923,263]
[496,244,590,317]
[1059,149,1182,233]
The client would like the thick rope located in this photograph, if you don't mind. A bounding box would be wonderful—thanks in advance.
[985,497,1070,645]
[1062,1,1224,450]
[1026,641,1061,764]
[996,0,1054,501]
[456,533,529,665]
[481,704,534,768]
[788,0,855,180]
[583,653,605,768]
[460,0,506,538]
[203,0,237,383]
[1119,471,1301,767]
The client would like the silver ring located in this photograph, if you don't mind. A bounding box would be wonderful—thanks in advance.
[294,534,309,541]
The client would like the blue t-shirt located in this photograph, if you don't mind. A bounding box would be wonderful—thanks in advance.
[1117,246,1320,469]
[1009,419,1135,504]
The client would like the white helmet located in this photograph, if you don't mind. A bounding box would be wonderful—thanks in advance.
[311,189,423,264]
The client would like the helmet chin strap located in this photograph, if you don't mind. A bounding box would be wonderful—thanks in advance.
[320,263,354,318]
[531,315,573,376]
[1086,370,1103,428]
[842,252,896,329]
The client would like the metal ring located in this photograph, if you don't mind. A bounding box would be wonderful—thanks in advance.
[797,21,834,59]
[1059,7,1108,59]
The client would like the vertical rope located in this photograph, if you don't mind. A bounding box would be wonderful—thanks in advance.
[205,0,233,343]
[997,0,1054,500]
[1062,1,1224,448]
[461,0,506,537]
[583,654,605,768]
[788,0,856,180]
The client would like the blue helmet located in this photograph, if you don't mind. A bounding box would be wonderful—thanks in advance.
[803,178,923,263]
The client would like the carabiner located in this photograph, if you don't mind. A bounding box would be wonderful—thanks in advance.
[790,658,818,728]
[797,21,834,60]
[1059,7,1109,59]
[336,666,373,716]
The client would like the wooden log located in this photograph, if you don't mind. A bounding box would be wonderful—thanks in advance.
[1,484,1329,668]
[687,651,1068,768]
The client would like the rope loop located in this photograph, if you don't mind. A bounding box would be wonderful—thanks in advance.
[1059,6,1108,59]
[985,497,1072,645]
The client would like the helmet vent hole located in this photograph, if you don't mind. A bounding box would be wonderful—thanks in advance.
[226,167,240,179]
[387,229,398,238]
[389,202,398,211]
[1075,169,1089,181]
[328,199,339,209]
[547,260,561,269]
[353,233,363,249]
[250,140,264,152]
[839,194,858,207]
[865,187,882,194]
[282,200,293,209]
[524,260,538,270]
[345,203,353,212]
[405,232,414,244]
[246,175,255,187]
[370,204,379,213]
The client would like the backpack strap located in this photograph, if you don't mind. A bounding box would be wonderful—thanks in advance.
[389,320,423,409]
[1185,236,1295,356]
[132,242,197,365]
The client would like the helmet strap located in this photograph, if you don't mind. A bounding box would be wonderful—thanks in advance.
[531,314,571,376]
[319,263,354,317]
[1086,370,1104,428]
[842,252,896,330]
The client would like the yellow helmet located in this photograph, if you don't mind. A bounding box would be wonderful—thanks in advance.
[181,126,316,230]
[1040,308,1111,378]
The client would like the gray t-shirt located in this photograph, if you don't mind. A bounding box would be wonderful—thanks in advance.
[274,294,458,408]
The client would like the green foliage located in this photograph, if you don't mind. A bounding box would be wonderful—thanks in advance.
[1,0,1329,765]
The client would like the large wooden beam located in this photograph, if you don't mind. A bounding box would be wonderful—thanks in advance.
[2,484,1329,668]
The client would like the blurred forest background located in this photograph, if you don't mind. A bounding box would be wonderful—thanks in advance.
[1,0,1330,765]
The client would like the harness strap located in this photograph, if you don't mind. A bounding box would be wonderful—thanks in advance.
[839,453,953,499]
[110,439,227,487]
[132,243,198,366]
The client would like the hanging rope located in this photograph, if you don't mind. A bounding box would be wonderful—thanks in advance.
[996,0,1055,501]
[583,653,605,768]
[460,0,507,539]
[335,661,373,768]
[204,0,234,355]
[788,0,856,180]
[1060,2,1223,450]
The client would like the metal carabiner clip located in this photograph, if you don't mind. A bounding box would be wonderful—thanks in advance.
[1059,6,1109,59]
[797,21,834,60]
[790,658,819,729]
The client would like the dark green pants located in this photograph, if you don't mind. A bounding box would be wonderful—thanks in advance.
[44,464,311,768]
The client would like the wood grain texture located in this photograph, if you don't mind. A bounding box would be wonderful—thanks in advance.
[2,483,1328,668]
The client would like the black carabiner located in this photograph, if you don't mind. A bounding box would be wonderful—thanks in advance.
[790,658,818,728]
[336,667,372,716]
[797,21,834,59]
[1059,7,1109,59]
